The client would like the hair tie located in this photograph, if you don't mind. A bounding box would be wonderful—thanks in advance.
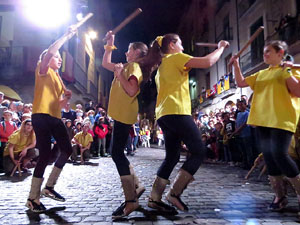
[155,36,163,47]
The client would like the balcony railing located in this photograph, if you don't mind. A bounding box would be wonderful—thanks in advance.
[240,51,263,73]
[216,27,233,42]
[238,0,256,18]
[267,16,300,47]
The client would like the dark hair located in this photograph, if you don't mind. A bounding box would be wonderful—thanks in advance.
[137,34,180,82]
[265,40,288,58]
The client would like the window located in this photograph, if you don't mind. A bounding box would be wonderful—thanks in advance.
[250,17,264,66]
[238,0,256,18]
[0,16,2,38]
[205,72,210,89]
[85,52,90,72]
[225,53,232,74]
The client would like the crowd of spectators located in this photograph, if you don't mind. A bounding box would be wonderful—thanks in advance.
[0,91,155,175]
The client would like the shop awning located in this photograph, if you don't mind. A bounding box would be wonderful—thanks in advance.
[0,85,22,101]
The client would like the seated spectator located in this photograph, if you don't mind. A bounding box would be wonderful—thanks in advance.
[157,127,164,147]
[3,119,38,175]
[71,122,93,164]
[0,110,18,173]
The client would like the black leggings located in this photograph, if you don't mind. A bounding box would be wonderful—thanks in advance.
[111,120,131,176]
[32,114,72,178]
[157,115,205,179]
[257,126,299,178]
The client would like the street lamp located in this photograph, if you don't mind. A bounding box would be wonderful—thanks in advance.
[88,31,97,40]
[22,0,71,28]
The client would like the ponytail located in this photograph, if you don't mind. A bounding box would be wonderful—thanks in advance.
[137,33,180,82]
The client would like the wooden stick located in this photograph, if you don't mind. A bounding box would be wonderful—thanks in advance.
[74,13,94,29]
[228,26,264,68]
[236,26,264,58]
[17,164,22,177]
[10,164,18,177]
[195,42,218,48]
[103,8,143,42]
[291,64,300,69]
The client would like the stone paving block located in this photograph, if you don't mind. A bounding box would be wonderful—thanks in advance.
[1,147,300,224]
[83,215,105,222]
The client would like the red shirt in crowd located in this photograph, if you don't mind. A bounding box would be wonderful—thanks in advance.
[0,120,18,142]
[94,124,108,139]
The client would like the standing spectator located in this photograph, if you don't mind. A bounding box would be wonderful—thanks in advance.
[0,110,18,173]
[94,106,103,123]
[61,102,76,124]
[9,101,20,125]
[85,101,95,112]
[221,112,234,164]
[0,92,6,121]
[16,101,24,122]
[94,117,109,157]
[65,119,74,142]
[87,110,95,125]
[133,121,140,151]
[230,99,253,169]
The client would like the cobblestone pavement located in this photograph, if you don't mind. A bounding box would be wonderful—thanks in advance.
[1,147,300,225]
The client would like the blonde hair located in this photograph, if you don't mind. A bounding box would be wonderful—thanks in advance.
[13,119,35,147]
[38,49,48,65]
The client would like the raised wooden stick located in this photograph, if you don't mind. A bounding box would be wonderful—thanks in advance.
[195,42,218,48]
[228,26,264,67]
[236,26,264,58]
[74,13,94,29]
[103,8,143,42]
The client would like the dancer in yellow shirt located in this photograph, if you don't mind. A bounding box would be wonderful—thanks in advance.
[146,34,229,212]
[231,40,300,212]
[102,31,152,219]
[26,26,77,213]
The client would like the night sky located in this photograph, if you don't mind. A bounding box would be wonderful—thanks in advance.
[105,0,193,116]
[106,0,191,63]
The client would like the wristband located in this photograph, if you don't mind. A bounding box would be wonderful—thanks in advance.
[104,45,117,51]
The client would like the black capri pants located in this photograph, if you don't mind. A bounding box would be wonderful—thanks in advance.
[32,113,73,178]
[111,120,131,176]
[157,115,205,179]
[257,126,299,178]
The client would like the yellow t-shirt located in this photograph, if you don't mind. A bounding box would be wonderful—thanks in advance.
[74,131,93,148]
[108,62,143,125]
[245,66,300,132]
[32,63,64,119]
[4,130,36,156]
[155,53,193,120]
